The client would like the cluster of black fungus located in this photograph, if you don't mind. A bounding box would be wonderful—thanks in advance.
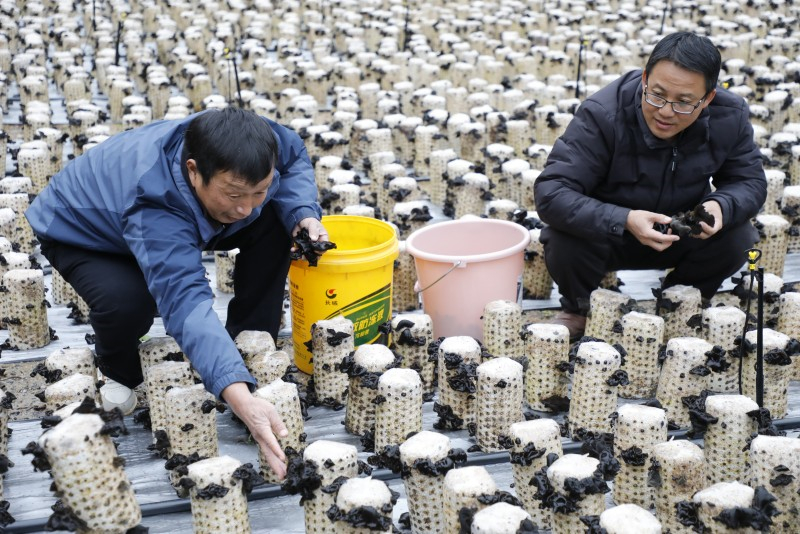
[646,457,662,489]
[511,209,544,230]
[509,442,547,467]
[686,313,704,332]
[497,434,515,450]
[681,390,718,438]
[654,204,715,237]
[30,362,63,383]
[133,408,152,430]
[326,504,393,531]
[731,274,781,328]
[605,369,629,387]
[201,399,227,414]
[477,490,523,507]
[703,345,731,374]
[561,468,612,501]
[66,300,88,324]
[96,406,129,437]
[46,500,87,533]
[319,475,349,497]
[0,500,14,528]
[764,348,793,366]
[714,486,779,531]
[393,205,433,234]
[619,446,648,467]
[412,448,466,478]
[433,402,464,430]
[769,465,794,488]
[367,444,405,475]
[289,228,337,266]
[540,395,570,413]
[527,456,559,505]
[611,320,624,336]
[652,287,680,313]
[324,328,352,347]
[195,483,230,499]
[580,515,605,534]
[232,463,265,495]
[164,452,205,477]
[281,456,323,503]
[0,391,14,412]
[447,362,478,394]
[0,450,11,475]
[676,500,703,529]
[392,319,427,347]
[21,441,52,472]
[318,188,344,212]
[359,429,375,452]
[339,353,382,390]
[578,432,620,480]
[426,337,445,363]
[746,407,785,440]
[147,430,171,459]
[517,518,541,533]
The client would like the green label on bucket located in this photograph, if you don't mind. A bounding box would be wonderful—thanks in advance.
[325,283,392,345]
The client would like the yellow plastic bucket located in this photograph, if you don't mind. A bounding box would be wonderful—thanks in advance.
[289,215,399,374]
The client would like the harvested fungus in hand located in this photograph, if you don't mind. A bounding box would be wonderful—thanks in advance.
[289,228,337,266]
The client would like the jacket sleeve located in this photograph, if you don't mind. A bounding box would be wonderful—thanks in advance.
[122,203,256,399]
[533,100,630,242]
[266,119,323,232]
[703,106,767,226]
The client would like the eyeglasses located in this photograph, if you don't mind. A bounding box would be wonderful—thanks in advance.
[643,84,706,114]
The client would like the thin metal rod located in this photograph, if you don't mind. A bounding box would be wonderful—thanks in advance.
[114,20,122,66]
[574,37,584,99]
[756,266,765,407]
[231,51,244,108]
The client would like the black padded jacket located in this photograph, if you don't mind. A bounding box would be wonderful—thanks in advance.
[534,69,767,243]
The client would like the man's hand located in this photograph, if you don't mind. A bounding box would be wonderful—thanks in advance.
[694,200,723,239]
[625,210,680,251]
[222,382,289,479]
[292,217,329,244]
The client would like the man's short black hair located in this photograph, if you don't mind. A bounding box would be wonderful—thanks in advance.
[645,32,722,95]
[182,107,278,185]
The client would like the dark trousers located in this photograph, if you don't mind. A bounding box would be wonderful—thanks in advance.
[540,221,759,314]
[39,204,292,388]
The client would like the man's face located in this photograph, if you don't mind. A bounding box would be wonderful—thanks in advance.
[641,60,716,142]
[187,159,272,224]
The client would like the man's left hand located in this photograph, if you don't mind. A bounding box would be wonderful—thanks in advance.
[291,218,330,253]
[695,200,723,239]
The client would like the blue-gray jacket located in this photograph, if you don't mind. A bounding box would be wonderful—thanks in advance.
[26,112,321,398]
[535,69,766,241]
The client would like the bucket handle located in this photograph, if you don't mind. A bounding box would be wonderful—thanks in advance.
[415,260,463,293]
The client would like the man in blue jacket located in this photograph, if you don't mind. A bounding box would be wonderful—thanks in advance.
[26,107,327,478]
[534,32,767,340]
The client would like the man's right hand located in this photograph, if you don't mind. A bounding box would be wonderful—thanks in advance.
[222,382,289,479]
[625,210,681,251]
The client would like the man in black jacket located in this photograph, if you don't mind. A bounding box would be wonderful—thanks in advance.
[534,32,767,340]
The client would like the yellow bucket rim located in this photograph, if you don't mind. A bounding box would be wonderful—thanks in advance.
[291,215,399,270]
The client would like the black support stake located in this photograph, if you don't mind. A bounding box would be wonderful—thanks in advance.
[114,19,122,66]
[756,265,765,407]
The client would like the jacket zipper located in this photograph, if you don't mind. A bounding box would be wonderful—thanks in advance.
[671,146,678,174]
